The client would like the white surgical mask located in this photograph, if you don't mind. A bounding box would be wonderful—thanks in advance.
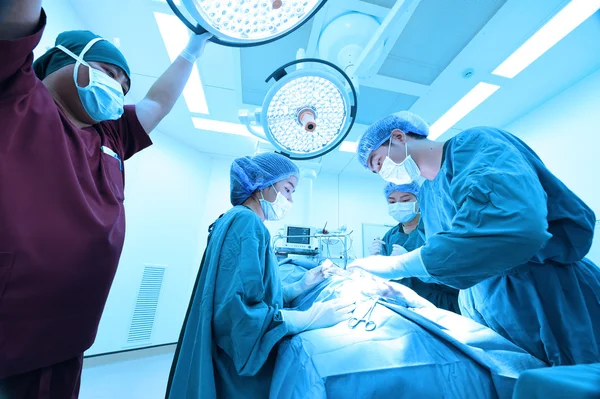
[260,187,292,221]
[388,201,418,224]
[57,38,125,122]
[379,141,421,185]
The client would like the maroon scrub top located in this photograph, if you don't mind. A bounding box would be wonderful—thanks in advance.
[0,12,153,377]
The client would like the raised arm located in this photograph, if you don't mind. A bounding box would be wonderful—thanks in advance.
[135,32,211,134]
[0,0,42,40]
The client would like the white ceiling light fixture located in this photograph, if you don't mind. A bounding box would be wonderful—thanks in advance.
[154,12,208,114]
[239,58,358,160]
[339,141,358,153]
[493,0,600,79]
[166,0,329,47]
[429,82,500,140]
[192,117,268,142]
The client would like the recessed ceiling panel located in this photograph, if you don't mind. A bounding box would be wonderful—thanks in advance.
[379,0,507,85]
[355,86,419,125]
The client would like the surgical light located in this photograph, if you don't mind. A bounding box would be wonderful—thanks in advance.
[166,0,329,47]
[239,58,358,160]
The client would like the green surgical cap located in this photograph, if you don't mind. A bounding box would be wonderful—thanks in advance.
[33,30,130,84]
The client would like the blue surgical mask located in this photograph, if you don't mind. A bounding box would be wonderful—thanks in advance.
[260,186,292,221]
[388,201,418,224]
[57,38,125,122]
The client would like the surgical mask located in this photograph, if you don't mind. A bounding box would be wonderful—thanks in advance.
[260,187,292,221]
[379,141,421,185]
[57,38,124,122]
[388,201,418,224]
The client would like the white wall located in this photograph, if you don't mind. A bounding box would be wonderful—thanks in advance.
[87,132,213,355]
[507,67,600,263]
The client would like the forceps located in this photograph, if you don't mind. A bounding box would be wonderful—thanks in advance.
[348,297,379,331]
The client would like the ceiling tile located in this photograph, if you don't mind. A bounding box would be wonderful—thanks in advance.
[379,0,506,85]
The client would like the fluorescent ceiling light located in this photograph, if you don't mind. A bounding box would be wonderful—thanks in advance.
[192,118,267,142]
[339,141,358,153]
[154,12,208,114]
[493,0,600,78]
[429,82,500,140]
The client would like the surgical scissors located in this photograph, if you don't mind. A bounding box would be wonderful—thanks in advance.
[348,297,379,331]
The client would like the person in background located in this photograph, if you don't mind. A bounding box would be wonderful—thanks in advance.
[0,1,211,396]
[348,110,600,366]
[369,182,459,313]
[166,153,355,399]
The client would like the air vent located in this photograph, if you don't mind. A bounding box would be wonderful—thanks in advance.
[126,265,166,344]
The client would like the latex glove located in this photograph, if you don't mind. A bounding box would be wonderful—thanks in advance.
[346,268,391,297]
[180,32,212,63]
[369,238,385,256]
[391,244,408,256]
[378,281,435,309]
[346,255,405,280]
[302,259,340,289]
[283,260,344,303]
[281,298,356,335]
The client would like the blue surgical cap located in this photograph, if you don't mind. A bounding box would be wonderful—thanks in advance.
[230,152,300,206]
[384,182,420,200]
[357,111,430,168]
[34,30,131,84]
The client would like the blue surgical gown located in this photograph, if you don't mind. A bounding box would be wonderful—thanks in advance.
[382,220,460,313]
[166,206,288,398]
[418,126,600,366]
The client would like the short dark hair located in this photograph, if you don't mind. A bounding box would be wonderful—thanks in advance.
[380,132,426,147]
[407,132,427,140]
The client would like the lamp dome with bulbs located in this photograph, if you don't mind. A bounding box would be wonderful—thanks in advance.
[239,58,358,160]
[166,0,329,47]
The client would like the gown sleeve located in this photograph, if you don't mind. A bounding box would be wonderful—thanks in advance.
[212,213,288,376]
[420,128,551,289]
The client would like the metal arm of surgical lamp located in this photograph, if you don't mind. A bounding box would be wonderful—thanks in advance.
[238,108,268,141]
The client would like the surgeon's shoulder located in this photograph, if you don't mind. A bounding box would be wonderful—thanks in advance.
[451,126,509,151]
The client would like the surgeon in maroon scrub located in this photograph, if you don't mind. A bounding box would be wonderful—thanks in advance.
[0,1,211,397]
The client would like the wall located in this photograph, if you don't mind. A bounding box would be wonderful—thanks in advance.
[506,67,600,263]
[87,132,213,355]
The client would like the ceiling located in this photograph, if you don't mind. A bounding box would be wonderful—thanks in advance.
[65,0,600,177]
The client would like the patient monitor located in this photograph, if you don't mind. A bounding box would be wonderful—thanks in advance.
[275,225,320,255]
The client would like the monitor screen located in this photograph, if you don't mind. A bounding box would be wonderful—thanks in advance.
[287,226,311,245]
